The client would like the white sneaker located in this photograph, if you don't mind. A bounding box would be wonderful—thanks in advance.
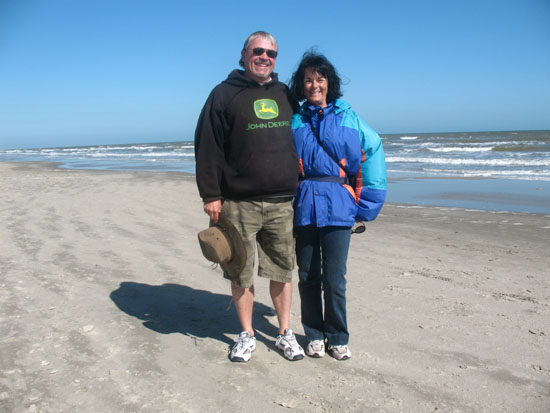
[230,331,256,362]
[306,340,325,358]
[275,329,305,361]
[328,344,351,360]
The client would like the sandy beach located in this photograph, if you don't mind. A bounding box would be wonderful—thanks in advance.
[1,161,549,412]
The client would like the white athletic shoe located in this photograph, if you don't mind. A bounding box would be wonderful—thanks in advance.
[328,344,351,360]
[275,329,305,361]
[230,331,256,362]
[306,340,326,358]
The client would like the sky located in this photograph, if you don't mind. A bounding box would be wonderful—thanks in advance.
[1,0,549,149]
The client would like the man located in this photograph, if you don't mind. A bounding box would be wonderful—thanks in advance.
[194,31,304,362]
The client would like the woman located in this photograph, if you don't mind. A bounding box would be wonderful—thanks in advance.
[289,52,386,360]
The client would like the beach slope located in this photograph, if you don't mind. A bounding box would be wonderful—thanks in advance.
[1,162,549,412]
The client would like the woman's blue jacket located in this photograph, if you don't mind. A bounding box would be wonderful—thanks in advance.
[292,99,387,227]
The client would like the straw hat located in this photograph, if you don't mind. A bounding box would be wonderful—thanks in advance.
[197,213,246,278]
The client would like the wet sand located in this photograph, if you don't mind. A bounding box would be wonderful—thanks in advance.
[1,161,549,412]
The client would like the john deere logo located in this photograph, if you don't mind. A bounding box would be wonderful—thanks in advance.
[254,99,279,120]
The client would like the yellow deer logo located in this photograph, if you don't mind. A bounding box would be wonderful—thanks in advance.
[259,102,277,114]
[254,99,279,119]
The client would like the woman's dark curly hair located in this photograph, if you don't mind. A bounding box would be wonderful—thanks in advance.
[289,51,343,104]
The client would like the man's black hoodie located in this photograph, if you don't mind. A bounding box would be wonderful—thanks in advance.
[194,70,298,202]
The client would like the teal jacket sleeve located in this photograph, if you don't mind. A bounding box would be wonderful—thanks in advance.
[355,115,387,221]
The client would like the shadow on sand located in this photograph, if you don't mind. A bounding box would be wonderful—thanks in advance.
[110,281,281,347]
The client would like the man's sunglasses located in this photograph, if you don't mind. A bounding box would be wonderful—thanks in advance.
[252,47,278,59]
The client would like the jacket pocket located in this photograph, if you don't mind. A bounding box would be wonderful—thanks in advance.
[327,184,357,223]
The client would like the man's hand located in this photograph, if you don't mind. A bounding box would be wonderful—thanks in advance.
[203,200,222,223]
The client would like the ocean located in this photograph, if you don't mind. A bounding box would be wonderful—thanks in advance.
[1,130,549,214]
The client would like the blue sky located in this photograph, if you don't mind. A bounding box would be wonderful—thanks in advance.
[1,0,549,149]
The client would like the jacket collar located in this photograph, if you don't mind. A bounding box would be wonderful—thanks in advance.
[298,99,350,116]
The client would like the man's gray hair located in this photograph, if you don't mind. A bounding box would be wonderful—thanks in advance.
[238,31,278,68]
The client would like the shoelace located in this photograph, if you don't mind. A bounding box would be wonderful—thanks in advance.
[234,334,251,349]
[283,333,298,346]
